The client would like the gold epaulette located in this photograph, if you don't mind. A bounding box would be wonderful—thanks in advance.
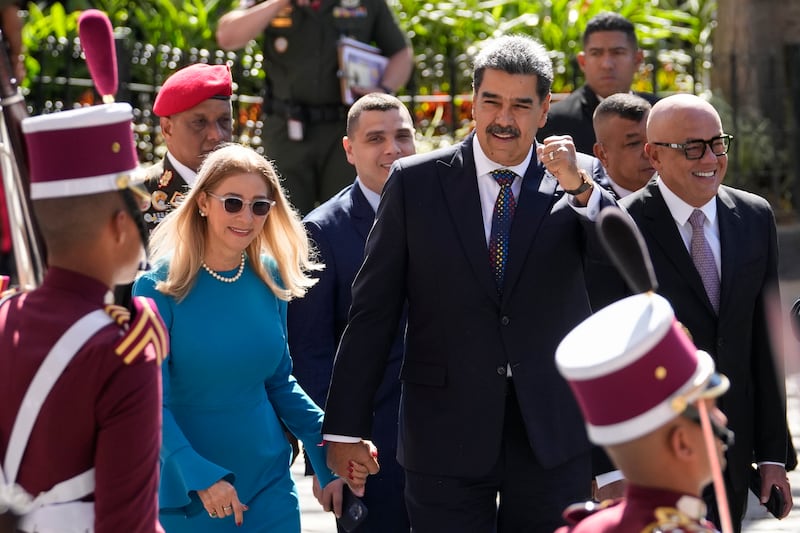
[106,296,168,365]
[643,506,718,532]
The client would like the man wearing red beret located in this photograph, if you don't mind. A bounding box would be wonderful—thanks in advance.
[141,63,233,232]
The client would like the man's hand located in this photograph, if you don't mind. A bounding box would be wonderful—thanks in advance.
[537,135,593,206]
[758,463,793,518]
[326,440,380,496]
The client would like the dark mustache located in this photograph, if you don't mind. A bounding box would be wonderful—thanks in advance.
[486,125,520,137]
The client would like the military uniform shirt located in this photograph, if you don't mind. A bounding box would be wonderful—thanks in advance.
[257,0,409,105]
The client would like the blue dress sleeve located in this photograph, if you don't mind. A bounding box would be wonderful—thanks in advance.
[262,257,336,487]
[133,270,235,512]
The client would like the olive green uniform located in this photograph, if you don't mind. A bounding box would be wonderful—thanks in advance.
[258,0,408,214]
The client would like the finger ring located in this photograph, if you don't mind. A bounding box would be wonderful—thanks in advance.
[223,505,233,511]
[209,511,217,517]
[549,151,555,161]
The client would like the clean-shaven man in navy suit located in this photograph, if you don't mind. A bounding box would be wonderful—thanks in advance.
[287,92,415,532]
[322,35,618,532]
[621,93,793,531]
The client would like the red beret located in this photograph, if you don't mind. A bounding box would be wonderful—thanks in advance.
[153,64,233,117]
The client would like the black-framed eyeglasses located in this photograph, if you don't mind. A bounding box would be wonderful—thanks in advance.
[652,134,734,160]
[207,191,275,216]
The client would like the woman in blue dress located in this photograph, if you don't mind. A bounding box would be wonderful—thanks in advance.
[133,144,363,531]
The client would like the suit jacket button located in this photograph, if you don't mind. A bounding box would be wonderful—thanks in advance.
[500,316,510,326]
[497,366,507,376]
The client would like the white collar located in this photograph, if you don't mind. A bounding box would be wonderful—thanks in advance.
[472,135,534,178]
[355,177,381,214]
[166,152,199,188]
[656,176,717,228]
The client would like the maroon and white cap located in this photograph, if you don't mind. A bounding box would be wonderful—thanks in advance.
[22,103,139,199]
[556,292,727,446]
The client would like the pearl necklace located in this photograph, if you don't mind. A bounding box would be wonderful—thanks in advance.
[201,252,246,283]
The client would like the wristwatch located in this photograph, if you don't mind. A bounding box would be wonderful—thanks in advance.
[563,170,594,195]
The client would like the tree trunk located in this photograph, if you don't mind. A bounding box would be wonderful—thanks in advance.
[712,0,800,215]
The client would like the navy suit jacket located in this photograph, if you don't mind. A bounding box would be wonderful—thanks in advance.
[621,181,789,496]
[288,182,405,426]
[323,133,617,477]
[287,181,408,531]
[538,84,659,154]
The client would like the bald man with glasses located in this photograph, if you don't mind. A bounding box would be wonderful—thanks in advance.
[620,93,793,532]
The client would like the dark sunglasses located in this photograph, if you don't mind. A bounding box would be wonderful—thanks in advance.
[207,191,275,216]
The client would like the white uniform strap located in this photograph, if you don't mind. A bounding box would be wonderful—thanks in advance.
[2,309,113,485]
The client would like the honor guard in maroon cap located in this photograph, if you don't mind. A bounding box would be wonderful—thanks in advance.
[0,102,168,531]
[554,293,731,533]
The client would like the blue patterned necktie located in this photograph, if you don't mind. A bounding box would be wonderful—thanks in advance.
[488,169,517,292]
[688,209,720,313]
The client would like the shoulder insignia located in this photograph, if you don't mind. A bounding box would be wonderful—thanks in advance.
[111,296,169,365]
[104,304,131,326]
[562,499,620,525]
[643,506,718,532]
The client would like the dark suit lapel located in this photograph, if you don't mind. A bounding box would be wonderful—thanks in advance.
[639,183,715,315]
[580,85,600,124]
[439,135,500,304]
[716,188,740,315]
[502,158,550,301]
[348,181,375,241]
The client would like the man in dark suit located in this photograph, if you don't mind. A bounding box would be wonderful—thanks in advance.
[141,63,233,233]
[287,93,415,532]
[322,35,617,532]
[620,93,793,531]
[538,12,658,154]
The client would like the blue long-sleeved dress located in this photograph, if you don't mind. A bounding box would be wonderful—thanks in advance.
[133,258,334,532]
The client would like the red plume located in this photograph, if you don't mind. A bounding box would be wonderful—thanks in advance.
[78,9,117,101]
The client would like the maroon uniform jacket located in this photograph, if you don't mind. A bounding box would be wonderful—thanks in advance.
[0,268,164,532]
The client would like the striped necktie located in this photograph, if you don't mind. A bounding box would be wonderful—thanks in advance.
[488,169,517,292]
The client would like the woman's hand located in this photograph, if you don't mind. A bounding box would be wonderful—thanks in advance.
[313,476,345,517]
[197,479,249,526]
[312,460,370,518]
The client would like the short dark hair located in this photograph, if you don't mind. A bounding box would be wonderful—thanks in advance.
[583,12,638,50]
[593,93,652,124]
[346,92,408,137]
[472,35,553,102]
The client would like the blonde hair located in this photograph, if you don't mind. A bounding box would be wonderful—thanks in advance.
[148,143,320,301]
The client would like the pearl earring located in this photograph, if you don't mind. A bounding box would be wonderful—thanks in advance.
[199,209,207,217]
